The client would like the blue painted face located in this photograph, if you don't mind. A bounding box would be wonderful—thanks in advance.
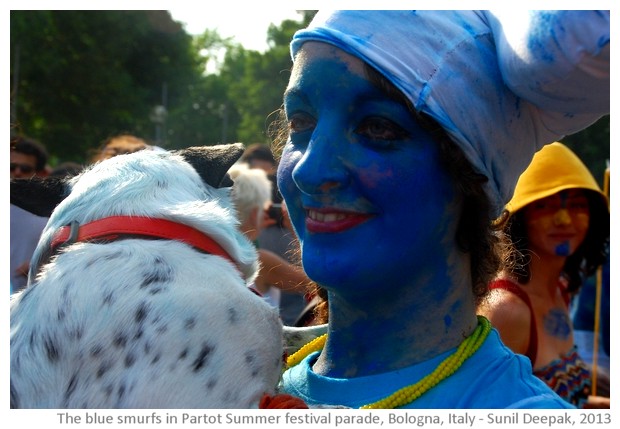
[278,42,460,295]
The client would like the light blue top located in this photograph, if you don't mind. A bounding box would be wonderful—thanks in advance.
[280,329,574,409]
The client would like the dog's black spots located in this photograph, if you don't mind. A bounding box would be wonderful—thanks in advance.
[90,344,103,357]
[103,252,123,262]
[245,352,259,377]
[102,290,115,305]
[135,302,149,324]
[97,361,112,378]
[57,295,71,321]
[61,281,70,298]
[141,271,168,288]
[140,273,159,288]
[44,335,59,363]
[151,354,161,365]
[192,343,214,372]
[64,373,78,404]
[118,383,126,403]
[156,179,168,189]
[28,330,37,350]
[205,378,218,391]
[125,353,136,367]
[228,307,239,323]
[132,303,147,341]
[140,259,173,289]
[68,325,84,341]
[113,332,128,348]
[133,328,143,340]
[185,317,196,330]
[104,384,113,398]
[179,348,189,360]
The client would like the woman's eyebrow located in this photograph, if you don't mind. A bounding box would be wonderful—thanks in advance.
[283,87,310,105]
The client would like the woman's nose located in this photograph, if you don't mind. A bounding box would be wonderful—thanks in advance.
[553,208,572,226]
[292,137,350,196]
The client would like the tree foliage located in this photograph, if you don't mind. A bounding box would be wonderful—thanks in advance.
[10,9,608,187]
[562,115,610,188]
[11,11,204,162]
[10,10,314,164]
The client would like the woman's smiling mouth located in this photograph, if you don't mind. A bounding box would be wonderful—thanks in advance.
[305,208,374,233]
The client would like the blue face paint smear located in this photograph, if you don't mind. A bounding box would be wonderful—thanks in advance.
[559,190,568,208]
[555,241,570,257]
[543,308,571,340]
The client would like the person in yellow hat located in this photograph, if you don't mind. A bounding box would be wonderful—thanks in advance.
[479,142,609,408]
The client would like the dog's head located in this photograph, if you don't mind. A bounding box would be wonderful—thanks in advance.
[10,143,296,408]
[11,143,259,284]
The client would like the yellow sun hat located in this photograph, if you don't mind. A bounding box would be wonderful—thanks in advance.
[505,142,607,215]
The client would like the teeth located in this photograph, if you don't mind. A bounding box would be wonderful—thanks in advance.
[308,210,347,222]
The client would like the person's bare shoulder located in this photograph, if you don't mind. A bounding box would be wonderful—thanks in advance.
[478,288,532,355]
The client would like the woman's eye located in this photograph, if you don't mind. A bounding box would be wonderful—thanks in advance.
[356,117,409,141]
[567,199,589,211]
[530,201,556,214]
[532,201,550,210]
[288,113,316,133]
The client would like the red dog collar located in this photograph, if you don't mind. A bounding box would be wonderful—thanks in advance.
[51,216,241,274]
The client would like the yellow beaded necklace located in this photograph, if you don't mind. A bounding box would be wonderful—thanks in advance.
[286,315,491,409]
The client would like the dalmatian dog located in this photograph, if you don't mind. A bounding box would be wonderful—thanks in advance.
[10,144,289,409]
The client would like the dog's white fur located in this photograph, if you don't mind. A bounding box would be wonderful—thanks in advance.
[10,147,283,408]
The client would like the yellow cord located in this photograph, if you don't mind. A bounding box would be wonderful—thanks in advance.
[286,316,491,409]
[286,333,327,368]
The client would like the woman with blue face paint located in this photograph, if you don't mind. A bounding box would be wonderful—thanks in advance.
[479,142,610,408]
[274,10,609,408]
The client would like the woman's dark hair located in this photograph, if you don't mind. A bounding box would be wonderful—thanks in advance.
[90,134,150,163]
[503,190,609,295]
[11,135,49,171]
[268,62,506,323]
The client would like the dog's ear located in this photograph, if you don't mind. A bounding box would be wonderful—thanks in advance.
[11,176,70,217]
[177,143,245,188]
